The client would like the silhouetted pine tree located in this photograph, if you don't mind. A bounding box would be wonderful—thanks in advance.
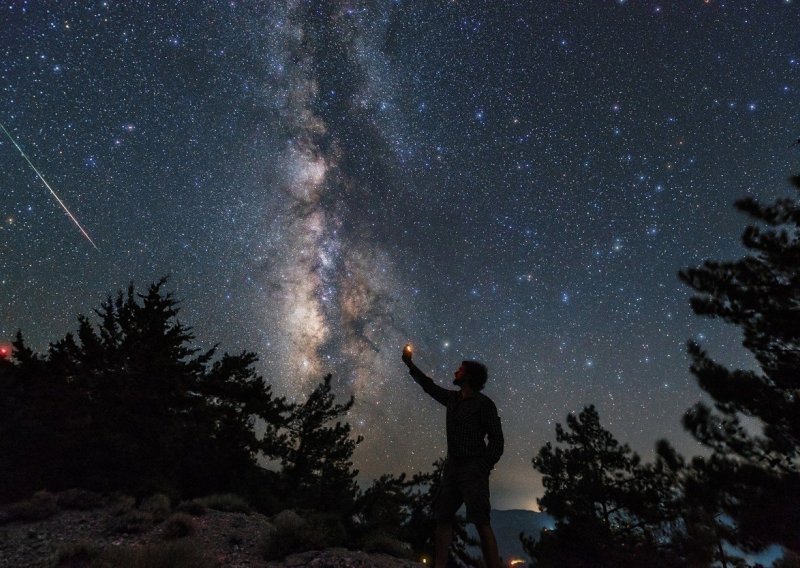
[0,333,58,501]
[402,465,439,561]
[524,406,694,567]
[280,374,362,516]
[651,440,745,568]
[356,472,413,537]
[0,279,291,503]
[679,175,800,554]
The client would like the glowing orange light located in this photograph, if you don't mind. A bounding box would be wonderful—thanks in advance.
[404,343,412,355]
[509,559,526,566]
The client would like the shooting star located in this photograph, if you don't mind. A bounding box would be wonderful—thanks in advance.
[0,122,98,250]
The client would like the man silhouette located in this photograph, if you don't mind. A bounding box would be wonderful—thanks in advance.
[402,345,504,568]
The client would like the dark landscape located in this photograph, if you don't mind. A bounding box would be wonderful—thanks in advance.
[2,2,799,567]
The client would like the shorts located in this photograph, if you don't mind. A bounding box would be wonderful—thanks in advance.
[433,456,491,526]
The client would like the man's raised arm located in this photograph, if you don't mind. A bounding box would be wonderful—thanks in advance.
[402,346,451,406]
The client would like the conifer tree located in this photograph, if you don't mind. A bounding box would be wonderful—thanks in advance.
[524,406,694,567]
[402,465,439,560]
[679,175,800,553]
[0,279,291,503]
[0,333,56,501]
[280,374,363,515]
[356,472,413,537]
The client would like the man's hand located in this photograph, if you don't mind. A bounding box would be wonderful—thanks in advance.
[402,344,413,367]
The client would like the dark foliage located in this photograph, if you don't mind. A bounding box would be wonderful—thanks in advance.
[0,279,291,505]
[524,406,719,567]
[679,175,800,553]
[54,540,99,567]
[174,499,207,516]
[4,490,59,523]
[356,472,414,538]
[196,493,251,513]
[107,509,154,535]
[56,488,104,511]
[279,373,363,518]
[353,459,480,566]
[162,512,198,539]
[0,277,464,561]
[261,509,347,560]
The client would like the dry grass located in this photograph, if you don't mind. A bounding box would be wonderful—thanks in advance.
[162,512,197,540]
[52,540,99,567]
[107,510,154,535]
[6,490,58,522]
[56,489,104,511]
[93,539,218,568]
[196,493,251,514]
[139,493,172,521]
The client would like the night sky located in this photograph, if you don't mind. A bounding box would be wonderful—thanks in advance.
[2,1,799,510]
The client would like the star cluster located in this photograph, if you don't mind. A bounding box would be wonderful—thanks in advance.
[2,1,799,510]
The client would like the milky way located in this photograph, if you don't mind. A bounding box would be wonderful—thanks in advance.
[255,2,414,399]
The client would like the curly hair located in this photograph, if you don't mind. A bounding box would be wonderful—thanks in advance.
[461,360,488,391]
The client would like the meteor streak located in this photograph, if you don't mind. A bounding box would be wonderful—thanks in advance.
[0,122,98,250]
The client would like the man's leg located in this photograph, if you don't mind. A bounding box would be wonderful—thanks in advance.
[433,460,461,568]
[435,522,453,568]
[475,523,501,568]
[462,460,499,568]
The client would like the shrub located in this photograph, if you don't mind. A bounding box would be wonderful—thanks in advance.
[360,531,413,559]
[162,512,197,540]
[139,493,172,521]
[228,532,244,547]
[56,489,104,511]
[7,490,58,522]
[196,493,251,513]
[775,551,800,568]
[94,540,218,568]
[109,494,136,516]
[272,509,304,531]
[308,512,347,546]
[260,510,346,560]
[107,510,154,535]
[175,499,207,516]
[53,540,98,567]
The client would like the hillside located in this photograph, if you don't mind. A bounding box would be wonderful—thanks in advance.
[0,491,422,568]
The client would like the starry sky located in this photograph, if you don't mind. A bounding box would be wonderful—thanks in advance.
[2,1,799,511]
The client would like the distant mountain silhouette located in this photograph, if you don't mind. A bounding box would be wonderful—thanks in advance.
[466,509,553,564]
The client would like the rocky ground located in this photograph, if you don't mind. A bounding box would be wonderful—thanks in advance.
[0,493,423,568]
[265,549,423,568]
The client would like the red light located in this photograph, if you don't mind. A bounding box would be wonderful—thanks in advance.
[0,345,10,359]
